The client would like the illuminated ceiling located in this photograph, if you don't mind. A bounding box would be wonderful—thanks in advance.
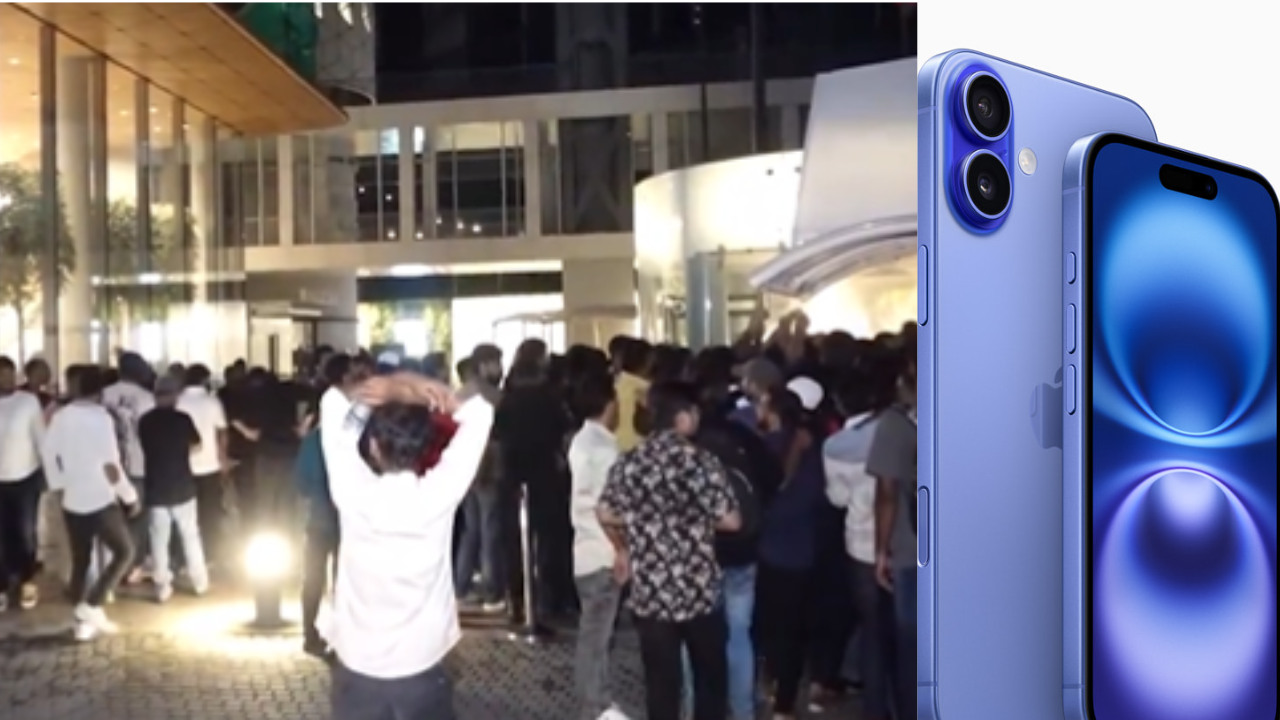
[9,3,344,135]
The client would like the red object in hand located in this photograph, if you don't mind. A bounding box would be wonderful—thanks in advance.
[415,411,460,475]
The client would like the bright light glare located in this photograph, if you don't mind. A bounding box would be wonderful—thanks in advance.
[244,533,292,582]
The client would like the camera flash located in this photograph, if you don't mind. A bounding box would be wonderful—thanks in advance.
[1018,147,1037,176]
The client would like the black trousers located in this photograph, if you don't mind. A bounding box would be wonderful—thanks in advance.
[64,503,134,608]
[194,473,225,563]
[331,660,455,720]
[757,563,813,714]
[850,559,896,720]
[808,517,856,688]
[0,472,43,594]
[635,608,729,720]
[501,473,574,618]
[301,527,340,644]
[232,455,261,530]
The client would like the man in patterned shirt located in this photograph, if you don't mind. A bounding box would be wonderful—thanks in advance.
[597,381,742,720]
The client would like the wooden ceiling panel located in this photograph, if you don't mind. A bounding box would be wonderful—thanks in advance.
[13,2,345,136]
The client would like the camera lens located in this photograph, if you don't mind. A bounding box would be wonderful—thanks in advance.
[964,72,1011,140]
[963,150,1012,219]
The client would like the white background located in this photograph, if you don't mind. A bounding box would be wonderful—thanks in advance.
[918,0,1280,186]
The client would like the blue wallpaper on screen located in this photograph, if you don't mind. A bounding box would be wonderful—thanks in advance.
[1089,142,1277,720]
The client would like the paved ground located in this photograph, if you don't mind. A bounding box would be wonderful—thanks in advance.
[1,585,862,720]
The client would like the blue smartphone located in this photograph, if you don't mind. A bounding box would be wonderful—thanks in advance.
[917,50,1154,719]
[1063,133,1278,720]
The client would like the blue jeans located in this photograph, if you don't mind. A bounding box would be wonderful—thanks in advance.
[894,566,918,720]
[683,564,757,720]
[574,570,622,720]
[453,486,503,602]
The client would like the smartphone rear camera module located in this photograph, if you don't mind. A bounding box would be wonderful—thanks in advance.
[963,72,1011,141]
[962,150,1012,219]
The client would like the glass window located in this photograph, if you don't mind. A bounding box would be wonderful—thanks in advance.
[435,121,526,238]
[100,62,149,362]
[293,135,316,244]
[352,129,382,241]
[546,116,632,233]
[314,131,358,244]
[378,128,398,240]
[260,138,280,245]
[631,114,653,185]
[0,7,51,360]
[538,121,562,235]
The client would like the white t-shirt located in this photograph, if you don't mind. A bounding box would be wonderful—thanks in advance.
[568,420,619,577]
[823,412,882,565]
[0,391,44,482]
[42,402,137,514]
[177,386,227,476]
[102,381,156,478]
[318,386,493,680]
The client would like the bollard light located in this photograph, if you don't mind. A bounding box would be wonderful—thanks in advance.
[244,531,293,630]
[244,532,292,581]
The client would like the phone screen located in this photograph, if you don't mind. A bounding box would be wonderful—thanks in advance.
[1086,138,1277,720]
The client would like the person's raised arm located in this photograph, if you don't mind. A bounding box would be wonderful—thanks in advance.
[355,372,494,507]
[422,392,494,507]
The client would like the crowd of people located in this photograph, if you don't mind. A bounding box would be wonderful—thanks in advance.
[0,306,918,720]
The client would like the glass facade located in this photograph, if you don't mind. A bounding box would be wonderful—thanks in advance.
[0,7,249,372]
[433,122,525,238]
[240,98,807,246]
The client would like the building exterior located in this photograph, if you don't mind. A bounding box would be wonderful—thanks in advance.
[239,74,822,366]
[1,3,913,372]
[0,3,345,372]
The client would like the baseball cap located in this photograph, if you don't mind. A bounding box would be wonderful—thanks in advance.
[786,376,824,412]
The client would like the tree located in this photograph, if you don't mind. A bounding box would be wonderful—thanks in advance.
[0,162,74,359]
[101,198,193,322]
[0,162,192,358]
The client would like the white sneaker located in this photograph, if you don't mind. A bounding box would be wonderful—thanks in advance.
[73,620,98,642]
[76,604,120,635]
[155,584,174,604]
[73,602,94,622]
[598,705,633,720]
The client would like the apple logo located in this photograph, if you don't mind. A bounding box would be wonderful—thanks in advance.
[1030,366,1064,450]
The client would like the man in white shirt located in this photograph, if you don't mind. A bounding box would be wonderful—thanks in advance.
[0,355,47,612]
[568,375,631,720]
[41,366,139,641]
[822,362,897,720]
[175,364,229,564]
[319,370,492,720]
[101,352,155,582]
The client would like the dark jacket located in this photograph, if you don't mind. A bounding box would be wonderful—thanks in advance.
[695,413,784,569]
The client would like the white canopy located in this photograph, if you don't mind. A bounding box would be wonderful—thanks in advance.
[753,57,917,297]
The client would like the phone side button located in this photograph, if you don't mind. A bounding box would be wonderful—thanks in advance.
[917,487,930,567]
[1066,303,1077,355]
[917,245,929,326]
[1066,364,1077,415]
[1067,251,1077,284]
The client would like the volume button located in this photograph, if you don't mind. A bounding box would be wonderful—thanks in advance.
[1066,303,1077,355]
[918,245,929,326]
